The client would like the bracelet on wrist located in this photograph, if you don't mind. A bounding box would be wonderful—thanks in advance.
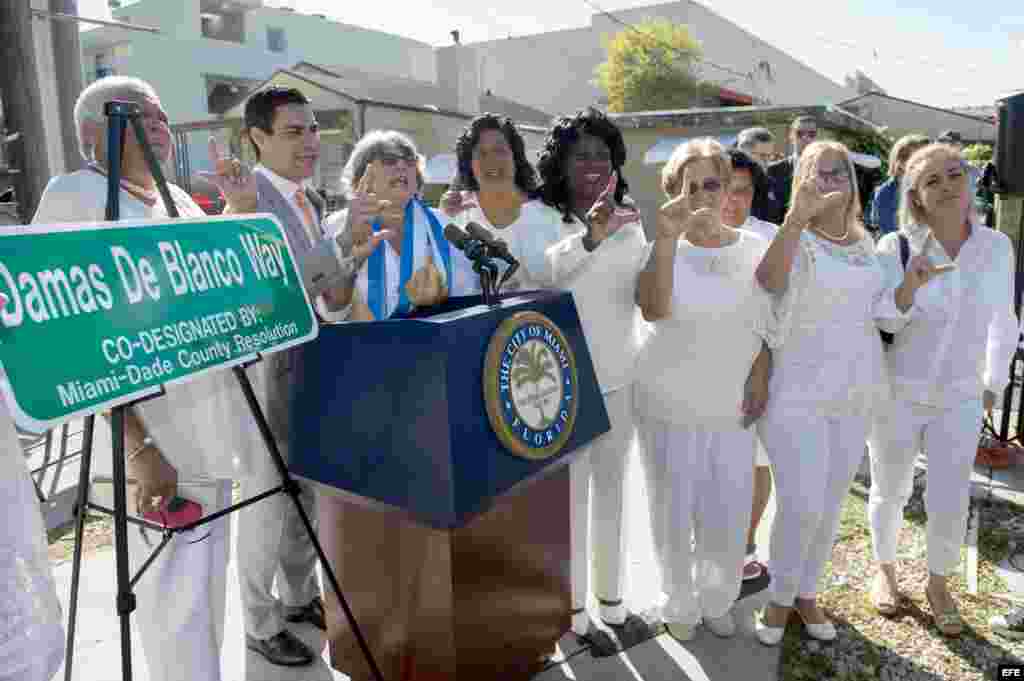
[127,437,155,462]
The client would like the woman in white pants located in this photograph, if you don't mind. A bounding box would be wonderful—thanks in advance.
[634,138,773,643]
[1,396,65,681]
[868,143,1016,636]
[754,141,914,646]
[529,108,652,645]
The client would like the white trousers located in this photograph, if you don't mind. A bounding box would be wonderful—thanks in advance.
[237,445,319,640]
[759,408,869,606]
[1,439,65,681]
[868,398,982,576]
[129,479,231,681]
[570,387,635,612]
[638,421,755,626]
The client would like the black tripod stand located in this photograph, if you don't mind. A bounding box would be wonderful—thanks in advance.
[62,101,384,681]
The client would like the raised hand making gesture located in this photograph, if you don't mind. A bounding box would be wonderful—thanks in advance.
[199,137,257,213]
[583,173,640,249]
[656,189,715,242]
[786,175,846,227]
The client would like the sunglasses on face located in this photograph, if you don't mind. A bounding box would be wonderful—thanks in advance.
[796,130,818,140]
[687,178,723,195]
[817,167,850,183]
[376,151,417,167]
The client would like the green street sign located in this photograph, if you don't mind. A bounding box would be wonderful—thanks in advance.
[0,214,318,431]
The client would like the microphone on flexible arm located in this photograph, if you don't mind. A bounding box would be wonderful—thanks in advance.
[443,223,500,301]
[464,222,520,292]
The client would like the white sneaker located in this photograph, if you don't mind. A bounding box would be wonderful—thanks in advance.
[704,611,736,638]
[665,622,697,642]
[571,609,590,637]
[991,607,1024,640]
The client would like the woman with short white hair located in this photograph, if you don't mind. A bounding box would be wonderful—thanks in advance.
[325,130,478,320]
[634,138,773,642]
[32,76,250,681]
[869,143,1016,636]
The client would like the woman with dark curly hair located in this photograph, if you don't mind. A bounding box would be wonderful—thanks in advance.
[526,107,653,647]
[440,113,561,291]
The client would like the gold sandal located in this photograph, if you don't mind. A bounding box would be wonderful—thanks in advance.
[925,587,963,637]
[870,574,901,616]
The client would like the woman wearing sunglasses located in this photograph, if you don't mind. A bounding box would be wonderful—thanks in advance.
[869,144,1016,636]
[634,138,774,642]
[753,141,919,645]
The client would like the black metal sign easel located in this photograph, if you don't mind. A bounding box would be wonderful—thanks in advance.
[62,101,384,681]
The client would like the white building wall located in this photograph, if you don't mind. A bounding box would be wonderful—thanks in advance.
[841,95,996,143]
[468,0,854,116]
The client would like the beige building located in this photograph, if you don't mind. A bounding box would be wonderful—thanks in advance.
[179,61,550,205]
[461,0,856,118]
[838,91,996,144]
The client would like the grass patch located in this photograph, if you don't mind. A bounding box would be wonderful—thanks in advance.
[780,479,1024,681]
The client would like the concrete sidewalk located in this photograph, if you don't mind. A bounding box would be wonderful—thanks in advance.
[51,445,779,681]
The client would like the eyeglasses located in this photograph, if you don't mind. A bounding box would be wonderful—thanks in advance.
[726,183,755,198]
[376,151,417,166]
[817,167,850,184]
[795,129,818,140]
[687,178,723,195]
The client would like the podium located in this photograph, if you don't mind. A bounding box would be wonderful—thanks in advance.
[289,290,610,680]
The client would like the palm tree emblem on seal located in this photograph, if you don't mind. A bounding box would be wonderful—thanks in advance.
[511,342,561,430]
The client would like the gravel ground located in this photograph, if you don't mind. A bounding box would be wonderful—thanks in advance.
[779,471,1024,680]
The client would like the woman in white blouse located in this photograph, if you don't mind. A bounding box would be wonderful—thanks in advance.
[753,141,916,646]
[868,143,1016,636]
[634,138,773,642]
[441,114,562,292]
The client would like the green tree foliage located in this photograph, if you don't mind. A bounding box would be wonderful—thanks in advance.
[962,143,993,163]
[594,19,707,113]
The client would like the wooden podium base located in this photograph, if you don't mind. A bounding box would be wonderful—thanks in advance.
[317,467,571,681]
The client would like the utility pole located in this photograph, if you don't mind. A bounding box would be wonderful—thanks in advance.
[51,0,85,174]
[0,1,53,221]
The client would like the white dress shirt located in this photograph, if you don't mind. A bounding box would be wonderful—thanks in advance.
[876,220,1018,406]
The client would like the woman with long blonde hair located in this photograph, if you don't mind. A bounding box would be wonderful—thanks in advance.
[753,140,919,645]
[869,143,1016,636]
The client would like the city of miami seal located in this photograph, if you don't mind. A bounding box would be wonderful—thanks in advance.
[483,311,578,460]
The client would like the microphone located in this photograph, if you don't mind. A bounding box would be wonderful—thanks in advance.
[465,222,510,256]
[443,223,487,261]
[464,221,519,290]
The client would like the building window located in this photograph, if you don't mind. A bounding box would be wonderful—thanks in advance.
[267,27,286,53]
[200,10,245,44]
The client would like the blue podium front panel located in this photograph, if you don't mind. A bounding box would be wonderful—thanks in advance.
[288,291,610,529]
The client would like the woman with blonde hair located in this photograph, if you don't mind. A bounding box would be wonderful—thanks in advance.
[634,137,774,642]
[869,134,930,236]
[869,143,1016,636]
[754,141,919,645]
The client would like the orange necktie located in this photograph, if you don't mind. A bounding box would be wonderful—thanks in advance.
[294,189,319,246]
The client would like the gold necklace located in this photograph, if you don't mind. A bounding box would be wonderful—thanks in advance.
[811,222,850,243]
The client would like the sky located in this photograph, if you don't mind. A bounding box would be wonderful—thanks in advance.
[77,0,1024,109]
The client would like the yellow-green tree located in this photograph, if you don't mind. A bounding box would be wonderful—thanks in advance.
[595,19,707,113]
